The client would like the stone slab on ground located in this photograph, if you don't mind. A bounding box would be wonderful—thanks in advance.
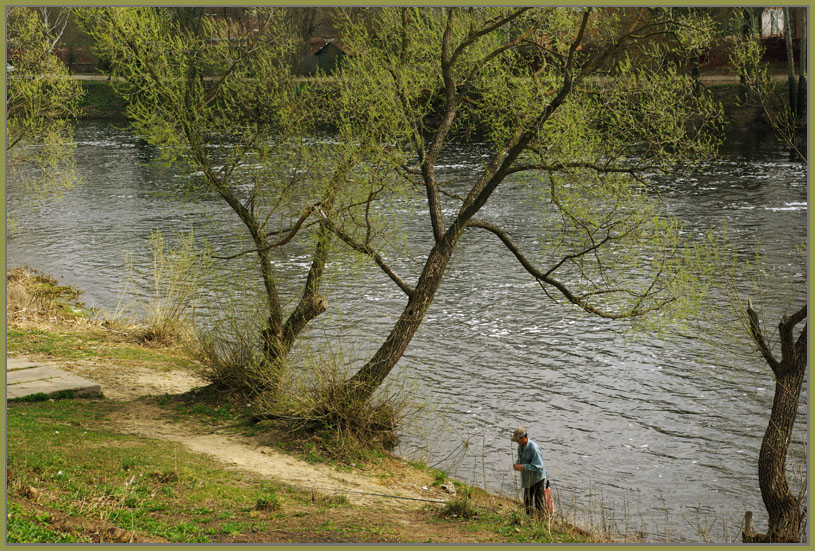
[7,358,102,399]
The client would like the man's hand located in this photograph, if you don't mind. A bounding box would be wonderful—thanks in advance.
[513,463,523,471]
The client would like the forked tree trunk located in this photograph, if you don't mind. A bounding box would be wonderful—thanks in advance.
[743,304,807,543]
[257,175,342,377]
[260,222,332,374]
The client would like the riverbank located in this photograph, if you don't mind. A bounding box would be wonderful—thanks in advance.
[6,268,605,544]
[77,80,128,121]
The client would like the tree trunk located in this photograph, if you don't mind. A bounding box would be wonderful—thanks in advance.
[756,361,805,542]
[258,230,329,389]
[784,8,797,116]
[743,304,807,543]
[796,9,806,124]
[343,234,459,402]
[260,203,335,371]
[277,222,332,354]
[255,232,286,361]
[739,8,761,99]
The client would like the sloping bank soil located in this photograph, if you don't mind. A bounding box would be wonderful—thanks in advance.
[102,398,453,510]
[6,353,532,543]
[6,352,456,510]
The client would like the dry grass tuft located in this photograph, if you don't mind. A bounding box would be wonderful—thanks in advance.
[251,352,423,461]
[7,267,89,326]
[135,229,209,347]
[190,313,278,393]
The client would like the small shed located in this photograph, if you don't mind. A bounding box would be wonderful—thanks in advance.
[296,38,349,76]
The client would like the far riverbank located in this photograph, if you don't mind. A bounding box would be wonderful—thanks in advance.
[75,72,798,132]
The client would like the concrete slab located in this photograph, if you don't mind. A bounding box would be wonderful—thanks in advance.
[7,359,102,400]
[7,357,60,371]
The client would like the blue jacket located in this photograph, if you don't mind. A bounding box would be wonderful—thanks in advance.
[517,438,546,489]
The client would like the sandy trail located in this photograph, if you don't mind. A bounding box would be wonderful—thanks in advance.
[35,356,451,509]
[109,401,446,509]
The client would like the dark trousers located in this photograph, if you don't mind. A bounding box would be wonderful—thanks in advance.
[524,479,545,515]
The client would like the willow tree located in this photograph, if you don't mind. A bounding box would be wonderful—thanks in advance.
[322,7,722,402]
[676,233,807,543]
[78,7,392,389]
[725,30,808,544]
[6,7,83,222]
[743,301,807,543]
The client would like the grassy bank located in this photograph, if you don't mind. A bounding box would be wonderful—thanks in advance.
[6,268,601,543]
[7,397,599,543]
[78,80,128,120]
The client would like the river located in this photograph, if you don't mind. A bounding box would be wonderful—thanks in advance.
[6,121,808,542]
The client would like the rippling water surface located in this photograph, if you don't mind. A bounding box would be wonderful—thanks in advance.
[7,122,808,542]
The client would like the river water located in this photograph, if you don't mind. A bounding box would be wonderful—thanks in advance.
[6,121,808,542]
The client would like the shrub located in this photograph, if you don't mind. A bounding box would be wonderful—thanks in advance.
[254,376,401,458]
[250,345,423,461]
[439,495,479,519]
[192,318,282,395]
[189,278,284,394]
[309,380,401,451]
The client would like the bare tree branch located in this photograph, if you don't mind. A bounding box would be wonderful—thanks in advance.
[319,214,415,297]
[543,231,613,279]
[466,219,662,319]
[457,15,538,95]
[210,203,320,260]
[450,7,532,66]
[746,299,780,371]
[456,10,591,225]
[779,304,807,364]
[39,7,70,49]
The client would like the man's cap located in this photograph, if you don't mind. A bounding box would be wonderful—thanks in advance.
[511,427,527,442]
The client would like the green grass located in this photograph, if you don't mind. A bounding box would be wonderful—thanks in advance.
[6,394,596,544]
[7,399,302,543]
[432,469,448,486]
[78,80,128,118]
[255,487,281,512]
[7,500,88,543]
[7,326,198,370]
[165,386,252,425]
[434,504,592,544]
[9,390,77,403]
[7,328,100,359]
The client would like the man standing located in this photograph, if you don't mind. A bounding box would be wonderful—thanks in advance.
[511,427,547,515]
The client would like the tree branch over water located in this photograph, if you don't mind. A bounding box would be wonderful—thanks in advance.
[466,219,668,319]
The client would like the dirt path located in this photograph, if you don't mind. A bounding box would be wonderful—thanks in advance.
[27,355,452,510]
[107,400,448,509]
